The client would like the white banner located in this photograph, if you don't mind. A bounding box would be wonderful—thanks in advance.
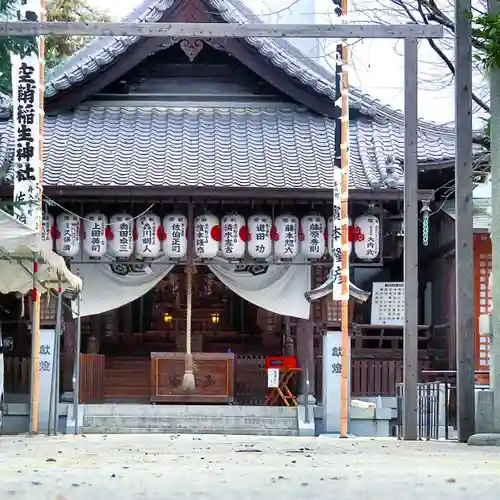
[0,324,3,432]
[38,329,56,434]
[11,2,42,231]
[71,257,174,317]
[323,330,345,433]
[209,261,311,319]
[71,257,311,319]
[332,168,346,300]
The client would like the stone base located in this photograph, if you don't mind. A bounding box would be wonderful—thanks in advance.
[297,394,316,405]
[468,433,500,446]
[475,390,497,433]
[297,405,316,437]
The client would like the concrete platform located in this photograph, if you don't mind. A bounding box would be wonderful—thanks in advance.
[78,404,300,436]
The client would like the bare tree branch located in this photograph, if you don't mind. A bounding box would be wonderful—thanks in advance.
[361,0,490,117]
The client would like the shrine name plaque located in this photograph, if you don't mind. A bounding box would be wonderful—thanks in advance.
[150,352,235,404]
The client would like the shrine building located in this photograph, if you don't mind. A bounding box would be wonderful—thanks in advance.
[0,0,484,435]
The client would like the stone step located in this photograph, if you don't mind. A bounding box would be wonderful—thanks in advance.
[80,426,298,436]
[83,404,297,418]
[83,415,297,431]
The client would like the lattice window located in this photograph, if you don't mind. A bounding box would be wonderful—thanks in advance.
[313,266,342,323]
[475,234,492,371]
[39,294,57,325]
[325,299,342,323]
[478,252,492,369]
[103,310,117,339]
[478,253,492,315]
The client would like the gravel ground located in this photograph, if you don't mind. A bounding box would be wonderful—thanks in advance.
[0,434,499,499]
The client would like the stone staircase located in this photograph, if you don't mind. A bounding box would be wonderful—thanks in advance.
[81,404,299,436]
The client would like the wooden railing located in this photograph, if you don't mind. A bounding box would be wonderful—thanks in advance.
[3,354,430,402]
[3,354,105,403]
[234,355,267,405]
[351,359,403,397]
[79,354,105,403]
[316,357,433,399]
[4,356,31,393]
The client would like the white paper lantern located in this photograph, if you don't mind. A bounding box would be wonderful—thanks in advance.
[327,216,353,259]
[135,213,162,259]
[82,213,108,258]
[41,213,55,252]
[247,214,273,259]
[163,214,188,259]
[221,213,247,260]
[55,213,80,258]
[194,213,220,259]
[274,214,299,260]
[108,214,134,259]
[353,214,380,260]
[300,215,326,259]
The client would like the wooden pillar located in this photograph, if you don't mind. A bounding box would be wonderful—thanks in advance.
[296,318,315,400]
[89,314,101,354]
[283,316,294,356]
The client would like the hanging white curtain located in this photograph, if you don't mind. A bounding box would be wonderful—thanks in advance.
[71,255,173,317]
[208,260,311,319]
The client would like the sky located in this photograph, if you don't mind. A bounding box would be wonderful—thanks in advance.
[87,0,485,127]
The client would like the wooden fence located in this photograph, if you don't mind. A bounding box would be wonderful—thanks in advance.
[4,356,31,393]
[3,354,105,403]
[3,354,429,403]
[79,354,105,403]
[234,355,268,405]
[351,359,403,397]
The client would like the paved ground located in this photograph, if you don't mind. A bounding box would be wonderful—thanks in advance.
[0,434,499,499]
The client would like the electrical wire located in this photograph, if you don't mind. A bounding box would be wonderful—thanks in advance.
[42,193,156,226]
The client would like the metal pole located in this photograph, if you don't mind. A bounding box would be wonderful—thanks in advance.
[454,0,475,442]
[73,295,82,435]
[403,38,419,440]
[52,285,63,434]
[29,259,40,435]
[47,320,55,435]
[489,0,500,432]
[304,364,310,424]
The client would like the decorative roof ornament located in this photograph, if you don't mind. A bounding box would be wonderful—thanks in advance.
[179,39,204,62]
[304,268,370,303]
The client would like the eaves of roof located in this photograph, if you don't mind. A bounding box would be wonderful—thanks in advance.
[0,0,461,143]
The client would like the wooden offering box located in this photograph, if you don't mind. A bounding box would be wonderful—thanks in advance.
[150,352,235,404]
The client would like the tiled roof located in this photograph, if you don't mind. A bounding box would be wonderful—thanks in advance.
[42,0,455,140]
[443,202,491,232]
[0,0,470,191]
[443,184,492,231]
[0,104,458,190]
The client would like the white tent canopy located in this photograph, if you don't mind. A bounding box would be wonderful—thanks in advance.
[0,209,82,294]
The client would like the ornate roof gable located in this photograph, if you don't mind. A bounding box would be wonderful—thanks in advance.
[42,0,454,139]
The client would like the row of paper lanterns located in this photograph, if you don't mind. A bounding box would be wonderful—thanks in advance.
[43,212,380,261]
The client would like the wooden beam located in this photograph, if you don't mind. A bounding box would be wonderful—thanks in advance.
[26,185,435,201]
[0,21,444,39]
